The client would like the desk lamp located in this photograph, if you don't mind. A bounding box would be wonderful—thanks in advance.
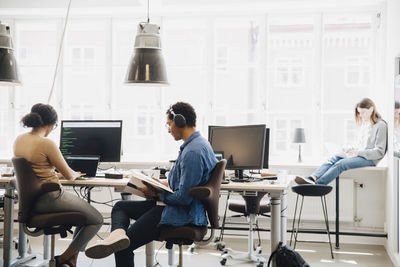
[125,0,168,86]
[0,22,20,86]
[292,128,305,163]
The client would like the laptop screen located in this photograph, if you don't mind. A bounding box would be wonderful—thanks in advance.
[66,155,99,177]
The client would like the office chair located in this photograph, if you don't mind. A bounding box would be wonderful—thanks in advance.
[12,157,87,267]
[159,159,227,267]
[220,192,269,267]
[290,184,334,259]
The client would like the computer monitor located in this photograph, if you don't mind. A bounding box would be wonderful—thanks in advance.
[208,125,270,169]
[263,128,270,169]
[60,120,122,162]
[208,124,266,178]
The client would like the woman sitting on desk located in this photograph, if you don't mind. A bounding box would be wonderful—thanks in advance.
[296,98,387,185]
[85,102,218,267]
[13,103,103,267]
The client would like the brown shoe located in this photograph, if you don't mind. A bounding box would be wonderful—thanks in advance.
[295,176,315,185]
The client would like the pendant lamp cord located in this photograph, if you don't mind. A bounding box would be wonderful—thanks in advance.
[47,0,72,104]
[147,0,150,23]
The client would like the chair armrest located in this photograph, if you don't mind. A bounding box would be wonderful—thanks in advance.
[189,186,211,199]
[39,182,61,194]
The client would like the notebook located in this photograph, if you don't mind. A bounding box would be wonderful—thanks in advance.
[66,155,99,177]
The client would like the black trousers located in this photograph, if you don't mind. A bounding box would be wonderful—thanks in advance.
[111,199,165,267]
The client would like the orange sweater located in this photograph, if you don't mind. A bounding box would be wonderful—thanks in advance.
[13,132,78,184]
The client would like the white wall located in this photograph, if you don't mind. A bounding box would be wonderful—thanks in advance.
[384,0,400,265]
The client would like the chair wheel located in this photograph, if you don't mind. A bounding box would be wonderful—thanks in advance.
[220,258,227,265]
[217,243,225,251]
[258,249,262,254]
[257,262,264,267]
[189,247,194,253]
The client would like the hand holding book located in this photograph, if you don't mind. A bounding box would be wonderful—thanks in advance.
[141,181,162,199]
[124,169,173,199]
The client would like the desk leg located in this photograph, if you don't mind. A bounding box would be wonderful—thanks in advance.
[145,242,155,267]
[270,193,281,267]
[120,193,155,267]
[3,184,14,267]
[335,176,340,249]
[281,190,287,245]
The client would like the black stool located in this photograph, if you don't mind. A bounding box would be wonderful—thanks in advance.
[290,184,334,259]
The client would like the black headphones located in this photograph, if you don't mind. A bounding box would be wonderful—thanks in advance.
[169,106,186,128]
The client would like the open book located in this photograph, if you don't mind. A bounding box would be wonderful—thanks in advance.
[124,169,173,198]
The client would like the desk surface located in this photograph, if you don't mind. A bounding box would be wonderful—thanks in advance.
[61,177,129,187]
[0,177,130,189]
[1,176,292,191]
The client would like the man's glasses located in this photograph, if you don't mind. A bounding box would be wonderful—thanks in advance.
[53,123,58,130]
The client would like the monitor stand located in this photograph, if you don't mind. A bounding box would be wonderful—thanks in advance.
[234,169,244,179]
[230,169,248,182]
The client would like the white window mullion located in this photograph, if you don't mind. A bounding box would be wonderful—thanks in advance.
[314,12,324,160]
[105,18,113,116]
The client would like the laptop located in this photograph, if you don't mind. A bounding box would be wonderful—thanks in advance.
[66,155,99,177]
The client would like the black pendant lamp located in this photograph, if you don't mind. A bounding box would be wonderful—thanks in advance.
[125,0,168,86]
[0,21,20,86]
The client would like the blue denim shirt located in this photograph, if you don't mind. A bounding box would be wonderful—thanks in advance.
[159,131,218,226]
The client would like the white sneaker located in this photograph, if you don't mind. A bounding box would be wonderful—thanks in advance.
[295,176,316,185]
[85,229,130,259]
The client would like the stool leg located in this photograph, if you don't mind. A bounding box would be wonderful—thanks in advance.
[321,196,334,259]
[179,244,183,267]
[290,194,300,246]
[294,196,304,249]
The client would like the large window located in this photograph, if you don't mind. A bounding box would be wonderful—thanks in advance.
[322,14,376,160]
[1,7,384,163]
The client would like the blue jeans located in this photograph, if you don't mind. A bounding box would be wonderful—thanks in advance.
[313,155,374,185]
[111,199,165,267]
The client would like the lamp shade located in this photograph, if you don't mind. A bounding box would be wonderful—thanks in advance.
[125,23,168,86]
[0,22,20,86]
[292,128,306,143]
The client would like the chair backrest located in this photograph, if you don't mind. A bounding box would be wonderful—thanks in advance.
[12,157,59,223]
[190,159,226,229]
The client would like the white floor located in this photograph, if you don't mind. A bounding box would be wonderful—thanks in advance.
[0,232,394,267]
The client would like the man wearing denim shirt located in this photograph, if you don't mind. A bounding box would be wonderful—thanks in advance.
[85,102,218,267]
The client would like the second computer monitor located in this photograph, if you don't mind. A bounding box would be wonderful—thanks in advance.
[208,125,270,170]
[60,120,122,162]
[208,124,266,171]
